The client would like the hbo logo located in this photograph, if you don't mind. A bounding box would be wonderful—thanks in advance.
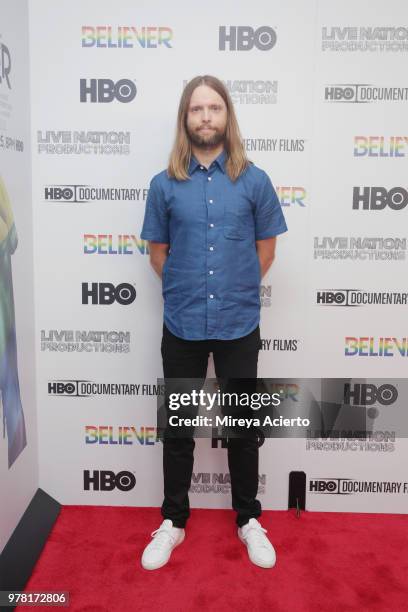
[219,26,277,51]
[309,479,338,493]
[83,470,136,491]
[325,86,356,101]
[80,79,137,103]
[344,383,398,406]
[82,282,136,305]
[316,291,346,305]
[48,381,78,395]
[353,187,408,211]
[44,186,74,201]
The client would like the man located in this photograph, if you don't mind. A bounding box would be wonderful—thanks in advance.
[140,75,287,570]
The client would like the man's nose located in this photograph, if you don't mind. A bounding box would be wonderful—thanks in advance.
[202,107,211,122]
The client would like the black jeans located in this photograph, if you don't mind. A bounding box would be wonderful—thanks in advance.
[160,323,262,528]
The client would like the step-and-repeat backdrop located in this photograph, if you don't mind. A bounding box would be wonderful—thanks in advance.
[29,0,408,513]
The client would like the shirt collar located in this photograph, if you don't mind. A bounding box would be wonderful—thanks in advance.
[189,150,226,175]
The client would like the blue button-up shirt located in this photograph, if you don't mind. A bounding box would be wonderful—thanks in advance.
[141,150,288,340]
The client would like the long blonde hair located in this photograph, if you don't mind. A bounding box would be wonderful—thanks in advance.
[168,75,249,182]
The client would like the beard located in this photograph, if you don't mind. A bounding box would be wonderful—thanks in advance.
[187,124,226,149]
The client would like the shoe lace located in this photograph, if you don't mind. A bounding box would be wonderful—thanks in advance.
[149,526,176,550]
[244,524,269,548]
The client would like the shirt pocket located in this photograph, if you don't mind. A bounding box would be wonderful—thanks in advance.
[223,203,251,240]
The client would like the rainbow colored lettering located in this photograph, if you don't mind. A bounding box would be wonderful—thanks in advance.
[354,136,408,157]
[85,425,158,445]
[345,337,408,357]
[84,234,149,255]
[276,187,306,207]
[81,26,173,48]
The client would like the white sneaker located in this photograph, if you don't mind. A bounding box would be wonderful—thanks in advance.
[141,519,185,570]
[238,518,276,568]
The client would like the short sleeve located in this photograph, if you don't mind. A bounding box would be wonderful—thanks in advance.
[140,175,169,243]
[254,171,288,240]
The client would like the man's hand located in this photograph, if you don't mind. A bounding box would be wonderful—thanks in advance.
[256,237,277,278]
[148,241,170,278]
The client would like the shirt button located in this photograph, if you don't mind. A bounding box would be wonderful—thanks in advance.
[208,177,212,181]
[209,294,214,299]
[200,166,204,170]
[209,199,213,203]
[209,223,214,228]
[209,270,214,275]
[209,246,214,251]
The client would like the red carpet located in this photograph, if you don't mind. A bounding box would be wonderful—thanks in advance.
[18,507,408,612]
